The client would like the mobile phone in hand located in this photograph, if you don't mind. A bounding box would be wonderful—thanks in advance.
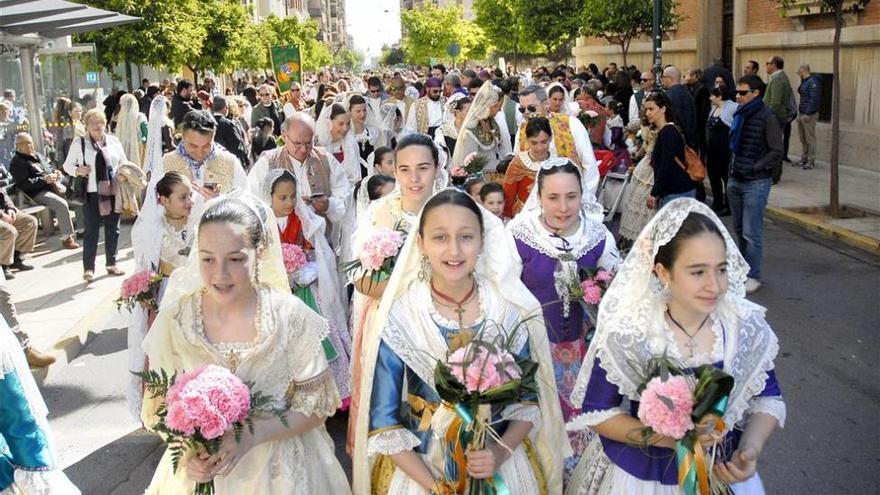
[310,192,325,199]
[204,182,219,192]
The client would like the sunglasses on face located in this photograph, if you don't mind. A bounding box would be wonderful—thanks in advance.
[736,89,754,96]
[518,105,537,114]
[369,89,380,94]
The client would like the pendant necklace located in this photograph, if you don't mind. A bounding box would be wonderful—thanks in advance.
[431,280,477,330]
[666,309,711,358]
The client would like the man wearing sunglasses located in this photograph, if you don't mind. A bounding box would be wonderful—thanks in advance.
[628,70,654,126]
[386,77,415,128]
[512,84,600,201]
[250,83,284,137]
[364,76,388,130]
[403,77,445,138]
[728,74,783,295]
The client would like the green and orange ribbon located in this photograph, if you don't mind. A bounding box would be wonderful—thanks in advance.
[676,396,729,495]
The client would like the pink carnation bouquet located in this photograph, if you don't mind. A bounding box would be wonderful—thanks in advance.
[633,358,735,495]
[461,152,487,176]
[138,365,288,495]
[569,267,615,324]
[340,225,406,289]
[116,269,165,312]
[281,243,308,273]
[432,319,539,494]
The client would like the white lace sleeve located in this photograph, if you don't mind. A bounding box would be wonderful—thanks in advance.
[7,469,80,495]
[565,407,628,432]
[285,368,340,418]
[746,396,786,428]
[501,403,541,429]
[367,427,422,456]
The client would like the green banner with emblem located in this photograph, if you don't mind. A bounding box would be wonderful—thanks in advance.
[269,45,303,92]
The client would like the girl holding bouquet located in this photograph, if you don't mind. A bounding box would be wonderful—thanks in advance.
[126,171,194,419]
[567,199,785,494]
[141,195,350,494]
[353,189,569,494]
[506,160,620,481]
[261,168,352,409]
[346,133,448,452]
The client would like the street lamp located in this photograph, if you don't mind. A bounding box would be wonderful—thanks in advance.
[652,0,662,91]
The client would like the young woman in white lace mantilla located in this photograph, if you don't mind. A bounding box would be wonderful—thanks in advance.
[140,194,349,494]
[565,199,785,495]
[352,189,569,495]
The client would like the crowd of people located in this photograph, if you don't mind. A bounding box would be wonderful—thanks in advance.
[0,55,810,494]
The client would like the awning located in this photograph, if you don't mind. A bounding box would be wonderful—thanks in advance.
[0,0,140,37]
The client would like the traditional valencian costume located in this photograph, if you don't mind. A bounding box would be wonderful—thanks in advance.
[507,158,620,477]
[141,194,350,494]
[566,199,785,495]
[351,190,570,494]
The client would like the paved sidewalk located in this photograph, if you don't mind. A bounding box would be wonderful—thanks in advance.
[7,220,136,380]
[765,157,880,253]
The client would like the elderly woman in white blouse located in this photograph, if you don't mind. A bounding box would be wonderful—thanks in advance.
[62,109,128,283]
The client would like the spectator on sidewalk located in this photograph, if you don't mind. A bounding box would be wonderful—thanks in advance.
[250,84,284,136]
[703,57,735,96]
[0,279,55,366]
[0,180,36,279]
[661,66,698,149]
[729,75,783,294]
[743,60,759,77]
[764,56,795,181]
[211,96,249,170]
[628,70,653,126]
[645,92,695,209]
[685,67,711,157]
[62,109,127,283]
[9,133,79,249]
[797,64,822,170]
[705,86,737,214]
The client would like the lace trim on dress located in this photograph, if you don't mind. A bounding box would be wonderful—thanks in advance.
[501,403,542,428]
[664,316,725,369]
[746,396,787,429]
[367,426,422,457]
[427,279,488,330]
[286,368,340,417]
[565,408,627,432]
[508,214,607,262]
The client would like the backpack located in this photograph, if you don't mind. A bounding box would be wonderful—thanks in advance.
[784,87,798,123]
[675,144,707,182]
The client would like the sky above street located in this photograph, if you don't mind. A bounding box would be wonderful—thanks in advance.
[346,0,402,60]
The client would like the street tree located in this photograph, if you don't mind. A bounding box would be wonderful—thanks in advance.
[260,15,333,72]
[473,0,542,69]
[75,0,206,90]
[400,4,488,65]
[510,0,586,59]
[380,45,406,66]
[183,0,251,86]
[773,0,871,218]
[334,47,366,70]
[581,0,682,67]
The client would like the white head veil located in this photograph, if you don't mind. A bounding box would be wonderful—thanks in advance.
[258,168,349,340]
[569,199,783,431]
[519,156,605,221]
[143,95,168,176]
[114,93,143,166]
[315,100,362,184]
[450,81,501,169]
[546,82,579,116]
[352,189,570,495]
[158,191,288,312]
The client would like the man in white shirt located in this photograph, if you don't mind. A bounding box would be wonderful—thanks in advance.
[247,113,351,246]
[629,70,654,126]
[513,85,600,201]
[364,76,388,130]
[403,77,445,139]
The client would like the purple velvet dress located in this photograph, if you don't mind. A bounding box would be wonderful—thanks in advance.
[514,233,607,475]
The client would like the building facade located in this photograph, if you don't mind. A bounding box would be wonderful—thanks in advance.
[308,0,348,51]
[574,0,880,172]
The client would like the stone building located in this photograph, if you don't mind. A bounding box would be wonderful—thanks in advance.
[574,0,880,172]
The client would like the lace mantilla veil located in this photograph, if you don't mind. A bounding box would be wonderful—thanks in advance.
[352,189,570,495]
[157,191,289,312]
[450,80,501,169]
[315,97,362,184]
[569,199,784,432]
[518,156,605,221]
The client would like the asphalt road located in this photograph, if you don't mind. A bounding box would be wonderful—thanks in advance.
[45,217,879,494]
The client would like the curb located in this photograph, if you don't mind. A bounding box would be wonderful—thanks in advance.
[766,206,880,256]
[32,293,120,386]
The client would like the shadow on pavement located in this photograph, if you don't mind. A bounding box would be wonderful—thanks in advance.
[64,429,163,495]
[76,326,128,359]
[42,383,99,420]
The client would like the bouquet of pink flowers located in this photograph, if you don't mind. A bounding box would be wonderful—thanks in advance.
[577,109,601,129]
[432,320,539,494]
[341,225,406,289]
[568,267,614,324]
[461,152,487,176]
[116,269,165,312]
[281,243,308,273]
[633,359,735,495]
[138,365,288,495]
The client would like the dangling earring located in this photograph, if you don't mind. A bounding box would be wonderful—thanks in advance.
[253,262,261,287]
[418,255,431,282]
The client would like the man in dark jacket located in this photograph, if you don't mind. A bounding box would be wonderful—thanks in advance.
[796,64,822,169]
[211,96,250,170]
[728,75,783,294]
[9,133,78,249]
[171,79,200,128]
[661,66,698,148]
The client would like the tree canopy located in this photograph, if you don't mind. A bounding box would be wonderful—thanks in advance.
[473,0,542,60]
[399,4,489,65]
[581,0,682,66]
